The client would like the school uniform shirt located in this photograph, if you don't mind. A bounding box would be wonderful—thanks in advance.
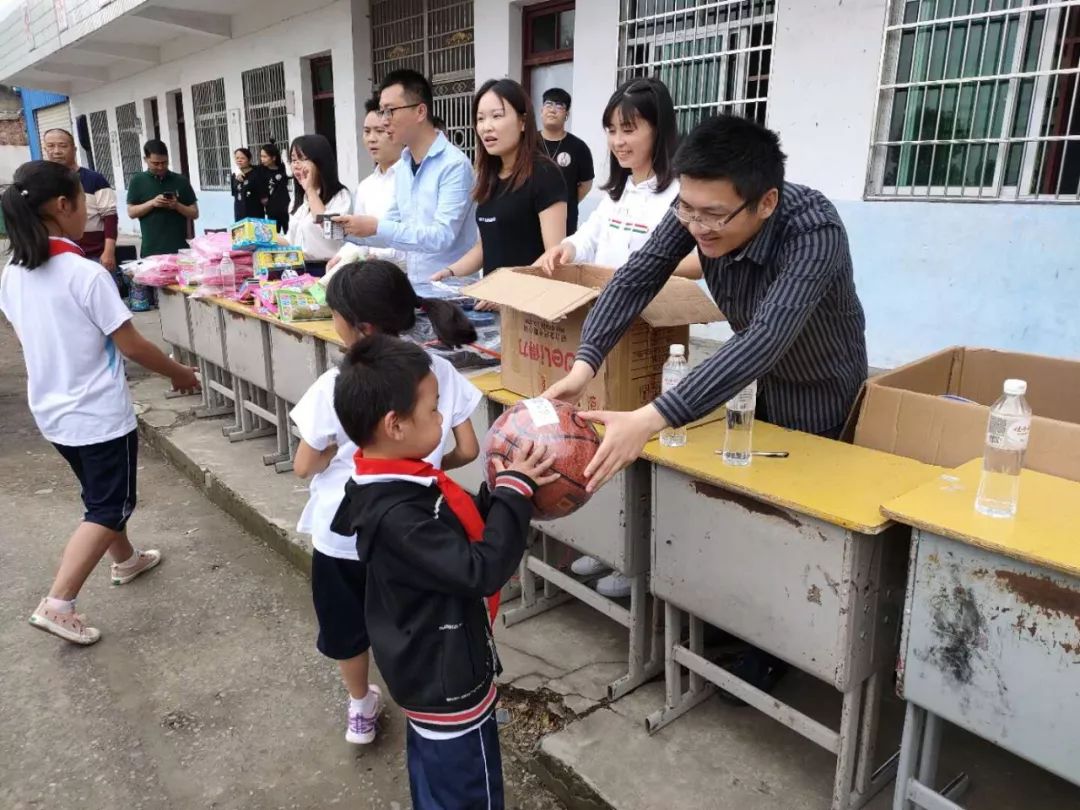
[331,164,407,268]
[290,352,482,560]
[126,170,198,257]
[231,169,265,221]
[0,238,136,446]
[76,167,118,261]
[541,131,594,234]
[475,158,566,275]
[566,175,679,269]
[286,187,352,261]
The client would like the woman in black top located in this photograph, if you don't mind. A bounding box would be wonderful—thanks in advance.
[231,148,265,221]
[258,141,291,233]
[433,79,566,283]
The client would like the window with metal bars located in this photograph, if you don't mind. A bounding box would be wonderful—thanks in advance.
[869,0,1080,201]
[617,0,776,134]
[88,110,114,186]
[371,0,476,157]
[191,78,231,191]
[242,62,289,149]
[115,102,142,186]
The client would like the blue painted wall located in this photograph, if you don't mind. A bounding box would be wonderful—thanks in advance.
[17,88,69,160]
[836,200,1080,369]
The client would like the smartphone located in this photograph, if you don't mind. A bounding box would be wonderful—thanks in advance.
[162,191,178,201]
[316,213,344,240]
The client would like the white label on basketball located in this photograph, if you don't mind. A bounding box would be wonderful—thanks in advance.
[523,397,559,427]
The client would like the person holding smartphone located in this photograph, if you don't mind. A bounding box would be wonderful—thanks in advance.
[126,139,198,258]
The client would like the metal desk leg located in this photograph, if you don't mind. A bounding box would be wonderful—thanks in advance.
[194,359,233,419]
[833,681,864,810]
[263,396,293,469]
[894,705,970,810]
[645,602,715,734]
[273,421,299,474]
[607,571,663,700]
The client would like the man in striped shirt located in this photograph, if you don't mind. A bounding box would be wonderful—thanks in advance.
[545,113,868,699]
[546,114,867,488]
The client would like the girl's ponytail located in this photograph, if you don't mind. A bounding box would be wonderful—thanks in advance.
[324,259,476,347]
[2,160,81,269]
[415,296,477,348]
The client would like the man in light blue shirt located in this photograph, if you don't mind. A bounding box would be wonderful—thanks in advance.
[333,70,477,283]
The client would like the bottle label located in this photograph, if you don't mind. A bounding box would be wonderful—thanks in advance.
[986,414,1031,451]
[727,381,758,412]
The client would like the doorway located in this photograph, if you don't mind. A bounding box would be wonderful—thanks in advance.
[310,55,336,151]
[523,1,575,122]
[168,90,190,178]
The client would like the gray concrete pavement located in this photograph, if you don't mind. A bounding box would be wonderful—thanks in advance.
[0,316,564,810]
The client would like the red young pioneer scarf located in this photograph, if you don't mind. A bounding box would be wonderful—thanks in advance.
[48,238,86,258]
[353,452,500,623]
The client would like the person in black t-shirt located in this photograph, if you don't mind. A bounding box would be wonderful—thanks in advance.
[539,88,594,235]
[258,141,291,234]
[433,79,566,294]
[231,148,266,221]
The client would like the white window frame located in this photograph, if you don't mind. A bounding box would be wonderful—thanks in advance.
[242,62,289,149]
[617,0,778,133]
[115,102,141,186]
[191,78,231,191]
[88,110,114,186]
[867,0,1080,202]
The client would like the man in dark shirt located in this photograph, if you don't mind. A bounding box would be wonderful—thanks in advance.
[540,88,594,235]
[126,139,199,257]
[546,114,867,486]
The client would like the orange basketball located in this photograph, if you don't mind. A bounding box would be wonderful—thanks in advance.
[483,398,601,520]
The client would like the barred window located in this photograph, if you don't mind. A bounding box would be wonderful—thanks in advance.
[869,0,1080,201]
[115,102,141,185]
[243,62,289,149]
[617,0,776,134]
[191,78,231,191]
[372,0,476,157]
[88,110,114,186]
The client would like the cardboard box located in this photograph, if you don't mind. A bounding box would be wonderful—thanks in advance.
[848,346,1080,480]
[464,265,724,411]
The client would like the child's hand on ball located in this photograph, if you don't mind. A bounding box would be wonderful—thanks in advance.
[494,440,560,487]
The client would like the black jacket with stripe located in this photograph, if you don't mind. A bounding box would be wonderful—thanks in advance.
[330,471,534,734]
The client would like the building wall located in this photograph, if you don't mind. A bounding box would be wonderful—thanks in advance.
[66,0,368,237]
[18,88,69,160]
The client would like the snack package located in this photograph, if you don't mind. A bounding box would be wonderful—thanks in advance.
[253,247,305,280]
[231,218,278,251]
[276,283,331,323]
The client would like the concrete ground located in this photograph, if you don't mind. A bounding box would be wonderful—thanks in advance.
[0,314,563,810]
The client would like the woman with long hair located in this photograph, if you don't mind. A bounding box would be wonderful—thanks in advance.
[283,134,351,275]
[258,141,290,233]
[432,78,566,283]
[538,76,701,284]
[231,147,264,221]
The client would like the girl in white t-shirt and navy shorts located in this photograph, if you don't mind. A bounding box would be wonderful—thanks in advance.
[0,160,200,646]
[290,259,483,745]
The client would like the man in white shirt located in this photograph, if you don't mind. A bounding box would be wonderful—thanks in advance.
[329,98,406,270]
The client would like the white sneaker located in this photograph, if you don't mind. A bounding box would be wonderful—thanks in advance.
[346,685,382,744]
[111,549,162,585]
[570,556,609,577]
[29,599,101,645]
[596,572,632,598]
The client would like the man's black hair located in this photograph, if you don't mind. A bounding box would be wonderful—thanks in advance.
[378,69,435,122]
[143,138,168,158]
[542,87,571,109]
[333,334,433,448]
[364,96,380,115]
[673,114,787,208]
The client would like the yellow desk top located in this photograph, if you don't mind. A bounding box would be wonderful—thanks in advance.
[470,371,505,396]
[882,459,1080,578]
[642,420,940,535]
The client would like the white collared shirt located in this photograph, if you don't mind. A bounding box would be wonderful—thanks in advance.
[332,164,407,268]
[287,187,353,261]
[566,175,680,268]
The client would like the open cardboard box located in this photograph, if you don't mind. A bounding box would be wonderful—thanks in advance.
[846,346,1080,481]
[464,265,724,411]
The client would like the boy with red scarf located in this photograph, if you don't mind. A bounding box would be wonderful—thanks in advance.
[330,334,555,809]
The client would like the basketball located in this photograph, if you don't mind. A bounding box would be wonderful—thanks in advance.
[483,398,601,520]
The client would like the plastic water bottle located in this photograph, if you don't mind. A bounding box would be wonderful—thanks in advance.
[219,254,236,295]
[975,379,1031,518]
[659,344,689,448]
[722,381,758,466]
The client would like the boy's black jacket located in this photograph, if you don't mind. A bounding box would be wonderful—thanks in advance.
[330,476,532,733]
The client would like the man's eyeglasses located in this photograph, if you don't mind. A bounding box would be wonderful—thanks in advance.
[672,199,749,232]
[378,103,422,119]
[542,101,568,112]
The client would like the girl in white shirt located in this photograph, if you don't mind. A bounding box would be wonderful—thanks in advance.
[290,259,483,746]
[285,134,352,275]
[0,160,200,646]
[537,78,699,597]
[538,76,702,281]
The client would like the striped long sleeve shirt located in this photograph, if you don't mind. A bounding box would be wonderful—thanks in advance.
[576,182,868,435]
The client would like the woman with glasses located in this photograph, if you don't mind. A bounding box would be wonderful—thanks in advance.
[258,141,291,234]
[537,77,701,285]
[283,134,351,276]
[432,79,566,287]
